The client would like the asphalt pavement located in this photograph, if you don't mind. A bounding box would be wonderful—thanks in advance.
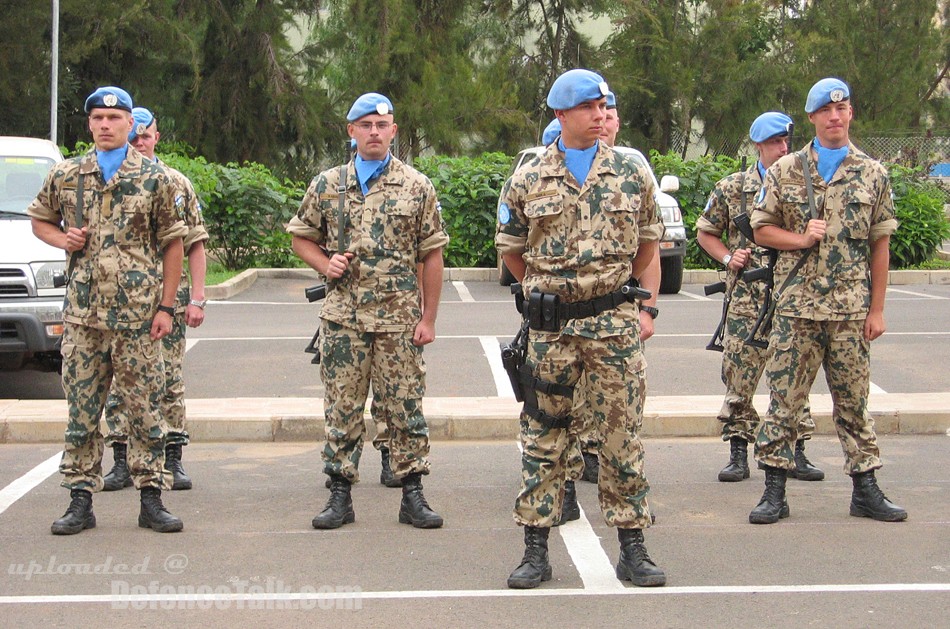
[1,272,948,626]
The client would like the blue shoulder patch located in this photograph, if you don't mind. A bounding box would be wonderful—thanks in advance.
[498,202,511,225]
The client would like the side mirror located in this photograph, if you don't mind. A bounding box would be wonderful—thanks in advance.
[659,175,679,194]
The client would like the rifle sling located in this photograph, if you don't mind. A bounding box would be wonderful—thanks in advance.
[766,150,820,316]
[336,162,347,253]
[66,172,86,280]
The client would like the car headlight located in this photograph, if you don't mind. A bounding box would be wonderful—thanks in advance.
[659,204,682,224]
[31,261,67,289]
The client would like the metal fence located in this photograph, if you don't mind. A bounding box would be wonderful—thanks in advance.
[672,131,950,170]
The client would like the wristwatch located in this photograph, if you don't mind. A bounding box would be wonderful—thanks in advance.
[721,253,733,266]
[640,306,659,319]
[156,304,175,317]
[189,299,207,309]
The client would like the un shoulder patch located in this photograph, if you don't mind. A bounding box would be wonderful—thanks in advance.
[498,202,511,225]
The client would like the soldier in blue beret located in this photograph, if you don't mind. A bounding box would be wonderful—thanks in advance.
[541,119,561,145]
[28,86,188,535]
[498,69,665,589]
[289,92,450,531]
[100,106,210,494]
[696,111,826,485]
[748,77,906,524]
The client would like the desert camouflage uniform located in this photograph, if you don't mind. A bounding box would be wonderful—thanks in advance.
[103,165,209,448]
[496,143,664,528]
[287,156,449,483]
[27,147,188,491]
[696,165,816,443]
[750,143,898,474]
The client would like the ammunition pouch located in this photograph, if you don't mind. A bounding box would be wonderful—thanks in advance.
[525,279,652,332]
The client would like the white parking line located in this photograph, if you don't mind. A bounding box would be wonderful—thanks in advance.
[887,288,946,299]
[453,281,475,303]
[3,582,948,606]
[556,506,625,591]
[480,336,514,399]
[0,453,60,515]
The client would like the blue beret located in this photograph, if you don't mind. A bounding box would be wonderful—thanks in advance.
[541,119,561,145]
[606,91,616,109]
[547,69,609,110]
[805,78,850,113]
[84,86,133,113]
[346,93,394,121]
[749,111,793,143]
[129,107,155,141]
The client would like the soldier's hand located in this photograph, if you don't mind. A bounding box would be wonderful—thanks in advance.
[185,304,205,328]
[864,311,886,342]
[151,311,173,341]
[804,219,827,247]
[64,226,87,253]
[730,248,752,270]
[639,310,655,341]
[413,319,435,346]
[325,252,354,279]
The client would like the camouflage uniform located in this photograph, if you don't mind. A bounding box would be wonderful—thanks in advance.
[104,165,209,448]
[696,166,816,443]
[496,143,664,529]
[27,147,187,491]
[749,143,898,474]
[287,156,449,483]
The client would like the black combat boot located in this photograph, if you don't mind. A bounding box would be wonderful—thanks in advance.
[718,437,750,482]
[581,451,599,483]
[164,443,193,490]
[398,473,443,528]
[51,489,96,535]
[749,465,789,524]
[616,528,666,587]
[312,475,355,529]
[850,470,908,522]
[553,480,580,526]
[788,439,824,481]
[102,443,132,491]
[138,486,183,532]
[379,447,401,488]
[507,526,552,589]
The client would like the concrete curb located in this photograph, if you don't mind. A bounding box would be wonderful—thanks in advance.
[2,393,949,444]
[205,267,950,300]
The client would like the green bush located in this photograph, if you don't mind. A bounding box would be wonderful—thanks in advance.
[887,165,950,268]
[414,152,513,268]
[162,153,305,270]
[650,151,740,268]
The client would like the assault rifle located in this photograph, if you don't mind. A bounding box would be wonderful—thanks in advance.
[303,283,327,364]
[732,213,777,350]
[500,283,528,401]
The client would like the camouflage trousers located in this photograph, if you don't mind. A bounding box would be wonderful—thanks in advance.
[719,313,815,443]
[514,332,652,529]
[755,315,881,474]
[564,374,602,482]
[104,315,190,447]
[59,323,170,491]
[320,321,429,483]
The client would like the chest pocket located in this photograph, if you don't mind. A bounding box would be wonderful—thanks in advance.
[382,197,416,253]
[779,188,811,233]
[599,191,640,254]
[116,193,152,249]
[524,190,565,256]
[840,190,872,240]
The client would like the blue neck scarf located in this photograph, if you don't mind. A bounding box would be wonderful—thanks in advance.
[558,138,598,187]
[355,153,391,195]
[756,161,767,182]
[96,145,128,182]
[813,137,849,183]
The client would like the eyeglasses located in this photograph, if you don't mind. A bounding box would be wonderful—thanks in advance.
[353,121,392,132]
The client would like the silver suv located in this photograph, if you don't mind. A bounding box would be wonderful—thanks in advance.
[0,137,66,372]
[498,145,687,293]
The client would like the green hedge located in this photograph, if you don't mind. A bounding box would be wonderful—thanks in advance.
[414,152,513,268]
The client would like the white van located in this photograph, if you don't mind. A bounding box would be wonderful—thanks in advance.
[0,137,66,371]
[498,145,687,293]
